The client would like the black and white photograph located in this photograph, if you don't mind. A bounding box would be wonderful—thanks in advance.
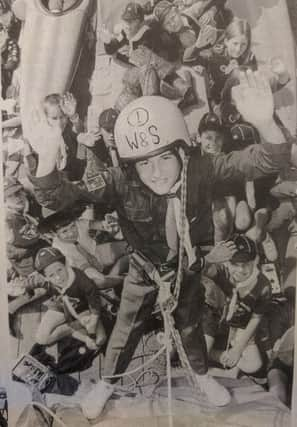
[1,0,296,426]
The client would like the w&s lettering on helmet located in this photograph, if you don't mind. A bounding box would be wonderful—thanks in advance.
[114,96,191,162]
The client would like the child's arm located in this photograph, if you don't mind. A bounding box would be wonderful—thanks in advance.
[221,313,262,367]
[59,93,83,134]
[3,40,20,70]
[270,180,297,199]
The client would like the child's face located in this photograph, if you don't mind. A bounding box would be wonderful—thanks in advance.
[5,191,28,213]
[228,260,254,283]
[163,8,183,33]
[44,261,68,288]
[122,19,142,39]
[56,221,78,242]
[44,103,68,129]
[135,150,181,195]
[225,35,248,59]
[101,128,116,149]
[200,130,223,155]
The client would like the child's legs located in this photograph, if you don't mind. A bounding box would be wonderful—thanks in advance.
[108,254,129,276]
[212,197,234,242]
[174,273,208,375]
[103,259,157,382]
[35,310,71,346]
[95,241,128,271]
[235,200,252,231]
[237,343,262,373]
[78,310,106,347]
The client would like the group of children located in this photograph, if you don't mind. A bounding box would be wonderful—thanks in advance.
[1,0,296,422]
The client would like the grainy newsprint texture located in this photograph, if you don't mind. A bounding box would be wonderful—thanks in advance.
[0,0,296,426]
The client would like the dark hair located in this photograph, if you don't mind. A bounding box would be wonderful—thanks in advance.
[38,205,87,234]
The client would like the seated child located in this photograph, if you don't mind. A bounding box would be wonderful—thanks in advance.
[203,234,272,377]
[154,0,229,52]
[184,17,256,109]
[102,2,196,109]
[42,92,86,181]
[38,205,128,289]
[34,247,106,350]
[196,112,250,242]
[5,179,50,336]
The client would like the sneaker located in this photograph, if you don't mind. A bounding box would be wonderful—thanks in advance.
[81,380,114,420]
[262,233,278,262]
[196,373,231,407]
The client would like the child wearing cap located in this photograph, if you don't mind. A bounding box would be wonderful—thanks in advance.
[78,108,120,168]
[34,247,106,350]
[203,234,272,376]
[197,112,251,243]
[153,0,230,52]
[38,205,128,289]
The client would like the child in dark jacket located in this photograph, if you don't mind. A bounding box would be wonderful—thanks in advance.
[203,234,272,376]
[34,247,106,350]
[102,2,196,110]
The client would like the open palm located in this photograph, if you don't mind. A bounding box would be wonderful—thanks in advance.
[232,70,274,128]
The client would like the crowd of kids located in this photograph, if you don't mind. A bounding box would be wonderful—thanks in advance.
[1,0,296,421]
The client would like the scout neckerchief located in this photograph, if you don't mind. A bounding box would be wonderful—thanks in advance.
[226,262,260,322]
[165,181,196,267]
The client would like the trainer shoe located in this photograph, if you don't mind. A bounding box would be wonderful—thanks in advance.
[81,380,114,420]
[196,373,231,406]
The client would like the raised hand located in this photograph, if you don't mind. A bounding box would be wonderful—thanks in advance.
[26,106,64,176]
[205,241,237,264]
[99,25,113,43]
[195,24,217,49]
[60,92,77,119]
[232,70,274,129]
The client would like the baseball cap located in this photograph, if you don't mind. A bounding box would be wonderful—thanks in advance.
[98,108,119,132]
[231,122,260,148]
[121,2,144,22]
[198,112,223,135]
[230,234,257,263]
[35,247,65,272]
[38,204,87,234]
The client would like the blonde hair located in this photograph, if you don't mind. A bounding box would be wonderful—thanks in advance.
[224,18,251,57]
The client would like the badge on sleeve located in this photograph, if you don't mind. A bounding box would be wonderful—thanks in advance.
[86,174,106,192]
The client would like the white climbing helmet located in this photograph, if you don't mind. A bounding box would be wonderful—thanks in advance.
[114,96,191,162]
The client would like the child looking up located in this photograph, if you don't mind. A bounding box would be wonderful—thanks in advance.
[184,17,256,108]
[34,247,106,350]
[204,234,272,376]
[43,92,85,181]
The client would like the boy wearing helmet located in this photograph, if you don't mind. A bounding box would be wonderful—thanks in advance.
[28,71,291,418]
[203,234,271,376]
